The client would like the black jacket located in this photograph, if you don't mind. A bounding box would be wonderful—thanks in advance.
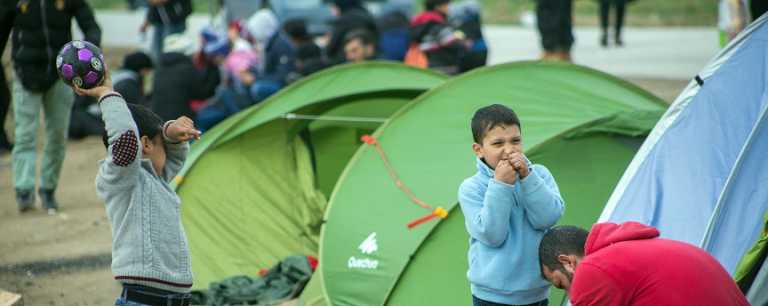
[151,52,220,121]
[326,7,378,63]
[146,0,192,26]
[112,69,146,106]
[0,2,14,52]
[8,0,101,92]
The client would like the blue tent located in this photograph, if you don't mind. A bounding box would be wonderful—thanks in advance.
[599,14,768,305]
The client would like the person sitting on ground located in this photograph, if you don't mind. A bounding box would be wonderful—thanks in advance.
[538,222,749,306]
[376,3,411,61]
[113,51,154,107]
[283,18,327,81]
[242,9,296,102]
[449,0,488,72]
[151,34,221,121]
[410,0,468,75]
[344,29,378,63]
[326,0,378,64]
[459,104,565,306]
[72,70,201,305]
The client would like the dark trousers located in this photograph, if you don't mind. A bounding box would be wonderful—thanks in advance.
[0,62,11,149]
[751,1,768,20]
[599,0,626,37]
[472,296,548,306]
[536,0,574,52]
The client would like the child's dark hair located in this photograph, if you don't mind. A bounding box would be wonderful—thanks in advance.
[102,103,163,148]
[425,0,450,11]
[283,18,311,42]
[344,29,376,47]
[471,104,521,143]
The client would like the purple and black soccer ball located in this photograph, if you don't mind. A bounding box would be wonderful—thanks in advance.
[56,40,106,89]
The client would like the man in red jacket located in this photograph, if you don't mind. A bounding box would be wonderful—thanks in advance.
[538,222,748,306]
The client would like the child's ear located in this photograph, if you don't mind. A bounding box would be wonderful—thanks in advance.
[472,142,483,158]
[140,135,152,154]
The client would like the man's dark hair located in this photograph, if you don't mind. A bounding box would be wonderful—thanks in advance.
[333,0,364,12]
[283,18,311,41]
[538,225,589,272]
[102,103,163,149]
[122,51,153,73]
[425,0,450,11]
[471,104,521,143]
[344,29,376,47]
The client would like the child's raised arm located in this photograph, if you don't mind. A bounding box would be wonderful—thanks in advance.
[75,75,142,193]
[160,117,200,182]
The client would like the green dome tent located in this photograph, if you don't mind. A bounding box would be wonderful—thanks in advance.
[299,61,667,306]
[172,62,447,289]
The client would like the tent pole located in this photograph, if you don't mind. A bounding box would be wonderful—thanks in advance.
[283,113,388,123]
[700,102,768,250]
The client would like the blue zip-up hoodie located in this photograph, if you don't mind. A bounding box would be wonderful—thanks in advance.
[458,158,565,304]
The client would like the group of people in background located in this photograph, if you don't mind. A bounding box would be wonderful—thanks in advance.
[0,0,488,214]
[122,0,490,131]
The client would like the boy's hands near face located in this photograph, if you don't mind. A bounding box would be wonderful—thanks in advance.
[508,152,530,178]
[166,116,201,142]
[494,157,518,185]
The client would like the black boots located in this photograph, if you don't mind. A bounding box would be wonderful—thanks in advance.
[39,188,59,215]
[16,189,34,212]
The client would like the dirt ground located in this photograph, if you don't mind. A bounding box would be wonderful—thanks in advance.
[0,47,689,306]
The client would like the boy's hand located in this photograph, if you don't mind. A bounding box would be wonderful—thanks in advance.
[508,152,530,178]
[494,158,518,185]
[73,71,114,99]
[165,116,201,142]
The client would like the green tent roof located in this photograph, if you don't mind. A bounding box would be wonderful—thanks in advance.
[174,62,447,289]
[305,61,667,306]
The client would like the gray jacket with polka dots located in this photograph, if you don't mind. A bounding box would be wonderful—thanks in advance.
[95,93,193,293]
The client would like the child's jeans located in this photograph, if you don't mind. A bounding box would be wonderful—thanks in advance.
[114,297,150,306]
[115,284,191,306]
[472,296,549,306]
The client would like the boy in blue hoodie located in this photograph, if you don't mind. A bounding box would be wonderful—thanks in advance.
[458,104,565,306]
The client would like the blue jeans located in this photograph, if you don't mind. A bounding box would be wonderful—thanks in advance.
[115,284,191,306]
[114,297,149,306]
[151,22,187,61]
[472,296,548,306]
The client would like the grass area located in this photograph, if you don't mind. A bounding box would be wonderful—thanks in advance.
[88,0,719,27]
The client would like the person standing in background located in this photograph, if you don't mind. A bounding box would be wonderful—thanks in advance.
[598,0,627,47]
[140,0,192,61]
[536,0,574,61]
[7,0,101,213]
[719,0,748,45]
[0,1,15,154]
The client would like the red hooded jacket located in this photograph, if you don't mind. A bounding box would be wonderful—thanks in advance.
[570,222,748,306]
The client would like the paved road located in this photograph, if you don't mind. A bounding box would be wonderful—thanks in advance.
[86,10,720,80]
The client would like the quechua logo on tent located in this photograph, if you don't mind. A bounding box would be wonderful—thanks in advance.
[348,232,380,270]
